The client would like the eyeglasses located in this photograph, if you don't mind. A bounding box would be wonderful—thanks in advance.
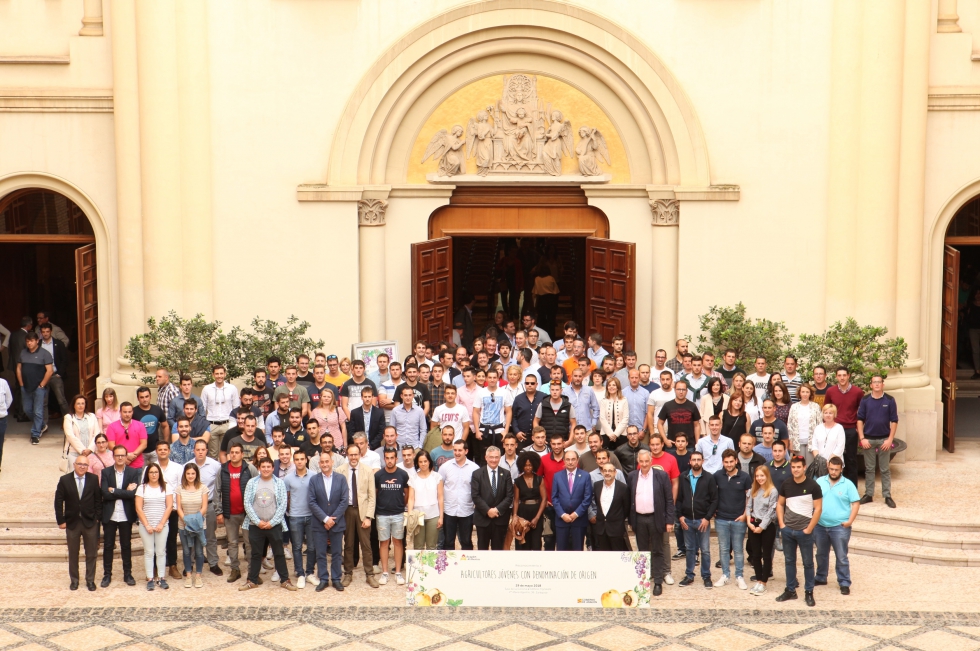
[712,445,718,455]
[113,453,128,458]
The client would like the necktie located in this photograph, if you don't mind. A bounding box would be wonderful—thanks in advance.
[568,471,574,492]
[491,469,497,496]
[352,469,359,508]
[76,476,83,497]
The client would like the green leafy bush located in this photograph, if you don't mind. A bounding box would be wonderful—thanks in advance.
[126,312,323,386]
[693,303,792,371]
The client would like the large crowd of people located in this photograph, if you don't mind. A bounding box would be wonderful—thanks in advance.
[36,310,901,606]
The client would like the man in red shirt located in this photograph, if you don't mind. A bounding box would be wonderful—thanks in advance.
[537,432,567,551]
[824,367,864,485]
[220,443,255,583]
[649,434,680,585]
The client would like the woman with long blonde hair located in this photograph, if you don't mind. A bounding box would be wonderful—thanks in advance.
[745,464,778,596]
[95,387,120,433]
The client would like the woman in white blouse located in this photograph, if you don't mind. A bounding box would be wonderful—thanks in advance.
[810,403,846,464]
[598,377,629,448]
[63,394,100,465]
[741,382,761,425]
[406,450,444,550]
[699,377,729,437]
[787,383,822,463]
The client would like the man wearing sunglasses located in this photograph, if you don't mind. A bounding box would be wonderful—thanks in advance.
[324,355,350,390]
[695,416,733,475]
[510,375,544,449]
[472,368,511,464]
[105,402,148,469]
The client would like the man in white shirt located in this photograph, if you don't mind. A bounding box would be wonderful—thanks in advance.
[472,369,513,461]
[566,424,590,458]
[431,385,470,444]
[378,362,402,424]
[455,368,481,440]
[651,349,676,383]
[497,341,517,371]
[746,357,770,403]
[646,371,676,440]
[201,364,241,460]
[682,357,709,403]
[498,435,521,480]
[780,355,803,403]
[190,439,224,576]
[696,416,735,475]
[353,433,381,470]
[438,439,479,550]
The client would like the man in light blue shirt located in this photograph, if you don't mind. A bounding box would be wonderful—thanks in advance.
[563,368,599,432]
[389,386,427,449]
[623,369,650,432]
[283,450,316,586]
[586,333,609,366]
[814,456,860,594]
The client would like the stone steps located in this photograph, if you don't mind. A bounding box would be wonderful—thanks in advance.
[851,520,980,550]
[848,538,980,566]
[849,511,980,565]
[855,510,980,532]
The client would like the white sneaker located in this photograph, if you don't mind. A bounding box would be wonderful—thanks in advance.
[271,571,280,582]
[284,547,292,560]
[224,555,231,566]
[713,576,730,588]
[262,559,273,570]
[266,549,273,560]
[395,572,405,585]
[378,572,389,585]
[751,583,766,596]
[373,565,382,574]
[736,576,747,590]
[296,576,306,589]
[663,573,675,586]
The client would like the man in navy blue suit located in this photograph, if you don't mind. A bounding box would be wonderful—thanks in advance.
[308,452,349,591]
[551,449,593,550]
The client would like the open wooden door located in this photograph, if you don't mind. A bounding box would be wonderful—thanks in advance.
[585,237,635,347]
[75,243,99,407]
[942,245,960,452]
[412,237,453,344]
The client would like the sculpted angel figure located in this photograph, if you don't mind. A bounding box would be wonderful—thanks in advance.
[467,109,495,176]
[498,100,535,162]
[422,124,466,176]
[541,110,572,176]
[576,126,610,177]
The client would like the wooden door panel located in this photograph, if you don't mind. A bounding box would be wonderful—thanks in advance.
[585,237,635,347]
[942,244,959,452]
[75,243,98,407]
[412,237,453,344]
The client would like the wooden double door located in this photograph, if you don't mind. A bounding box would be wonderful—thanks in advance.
[412,187,636,346]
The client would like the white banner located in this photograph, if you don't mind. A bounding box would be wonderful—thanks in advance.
[405,550,652,608]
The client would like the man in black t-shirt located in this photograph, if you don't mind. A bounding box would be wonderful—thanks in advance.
[340,360,378,420]
[750,399,789,444]
[252,369,274,416]
[668,432,692,475]
[657,380,701,446]
[776,455,823,607]
[134,386,168,464]
[374,449,410,584]
[295,354,315,390]
[395,364,431,417]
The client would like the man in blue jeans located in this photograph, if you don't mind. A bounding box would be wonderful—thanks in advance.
[814,456,860,595]
[713,449,751,589]
[16,332,53,445]
[677,450,718,588]
[776,455,823,606]
[283,450,316,588]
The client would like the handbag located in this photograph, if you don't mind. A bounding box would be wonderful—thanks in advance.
[512,516,532,542]
[59,436,70,473]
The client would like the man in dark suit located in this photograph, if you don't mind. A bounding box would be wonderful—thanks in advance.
[590,462,631,551]
[308,451,349,591]
[8,317,32,421]
[453,291,475,348]
[552,449,593,550]
[348,387,386,450]
[471,446,514,550]
[627,449,675,595]
[100,445,141,587]
[55,456,103,590]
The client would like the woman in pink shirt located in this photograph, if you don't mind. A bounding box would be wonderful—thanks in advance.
[95,387,120,434]
[311,389,347,452]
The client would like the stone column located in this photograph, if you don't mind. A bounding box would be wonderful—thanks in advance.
[895,0,930,373]
[79,0,104,36]
[135,0,184,318]
[175,0,214,316]
[853,0,905,332]
[937,0,961,32]
[110,0,144,371]
[358,199,387,341]
[650,199,679,353]
[824,0,863,324]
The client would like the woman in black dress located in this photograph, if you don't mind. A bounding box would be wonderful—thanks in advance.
[512,451,547,550]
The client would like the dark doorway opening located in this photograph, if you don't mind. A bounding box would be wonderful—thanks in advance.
[453,236,586,336]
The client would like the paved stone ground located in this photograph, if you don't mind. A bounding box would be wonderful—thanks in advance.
[1,607,980,651]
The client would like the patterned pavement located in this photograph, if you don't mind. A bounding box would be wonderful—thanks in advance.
[2,608,980,651]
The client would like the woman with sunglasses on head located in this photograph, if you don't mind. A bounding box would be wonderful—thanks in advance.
[136,462,173,590]
[95,387,120,434]
[87,433,114,482]
[64,394,99,466]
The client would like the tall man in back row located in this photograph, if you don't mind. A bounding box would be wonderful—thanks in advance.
[857,375,899,508]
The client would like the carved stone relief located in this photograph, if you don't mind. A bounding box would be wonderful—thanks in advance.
[650,199,679,226]
[357,199,387,226]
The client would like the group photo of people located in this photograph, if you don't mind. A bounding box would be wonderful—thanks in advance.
[36,308,899,607]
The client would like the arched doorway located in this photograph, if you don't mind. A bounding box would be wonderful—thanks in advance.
[413,186,635,347]
[0,189,99,406]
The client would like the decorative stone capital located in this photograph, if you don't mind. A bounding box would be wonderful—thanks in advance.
[650,199,679,226]
[357,199,387,226]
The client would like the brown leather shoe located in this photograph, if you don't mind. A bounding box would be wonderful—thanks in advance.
[280,580,298,592]
[227,569,241,583]
[168,565,182,580]
[341,573,352,587]
[366,574,380,588]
